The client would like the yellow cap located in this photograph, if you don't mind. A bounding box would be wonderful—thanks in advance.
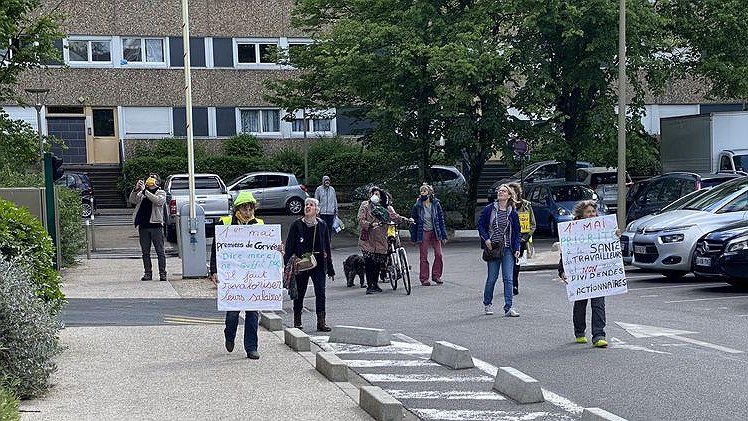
[234,191,258,207]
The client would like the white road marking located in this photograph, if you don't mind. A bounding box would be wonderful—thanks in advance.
[386,389,505,400]
[639,294,659,298]
[411,408,574,421]
[664,295,748,303]
[616,322,744,354]
[609,337,670,355]
[628,282,724,290]
[668,335,744,354]
[362,373,494,383]
[346,359,439,368]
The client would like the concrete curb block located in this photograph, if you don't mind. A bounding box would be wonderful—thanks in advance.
[316,352,348,382]
[329,325,391,346]
[581,408,628,421]
[359,385,403,421]
[259,312,283,331]
[283,328,310,351]
[492,366,544,404]
[430,341,474,369]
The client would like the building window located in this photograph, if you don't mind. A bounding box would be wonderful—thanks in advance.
[67,39,111,63]
[236,41,277,64]
[122,37,165,63]
[292,118,331,132]
[240,109,280,133]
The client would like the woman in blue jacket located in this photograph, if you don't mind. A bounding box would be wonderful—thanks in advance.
[477,184,521,317]
[410,183,448,286]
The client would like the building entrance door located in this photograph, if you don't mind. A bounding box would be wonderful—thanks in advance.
[86,107,120,164]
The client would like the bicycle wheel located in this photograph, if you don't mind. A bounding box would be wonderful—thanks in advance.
[398,247,411,295]
[385,254,396,290]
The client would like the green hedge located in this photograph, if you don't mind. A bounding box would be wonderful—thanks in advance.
[223,133,263,158]
[56,187,86,266]
[0,384,19,421]
[0,199,64,314]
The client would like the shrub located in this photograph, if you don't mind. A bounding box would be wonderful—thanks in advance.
[152,137,206,159]
[0,199,64,314]
[223,134,263,158]
[0,259,63,399]
[56,187,85,266]
[271,147,305,180]
[0,384,20,421]
[129,142,152,158]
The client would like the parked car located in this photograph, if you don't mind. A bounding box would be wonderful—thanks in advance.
[630,176,748,278]
[225,172,308,215]
[486,160,593,201]
[626,172,742,222]
[576,167,632,212]
[54,171,96,218]
[524,180,607,236]
[352,165,467,203]
[163,173,231,242]
[692,220,748,287]
[621,188,713,264]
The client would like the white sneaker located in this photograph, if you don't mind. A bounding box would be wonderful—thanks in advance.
[484,304,494,315]
[505,308,520,317]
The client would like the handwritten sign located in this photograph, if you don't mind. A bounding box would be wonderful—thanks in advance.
[519,212,531,233]
[215,224,283,311]
[558,214,627,302]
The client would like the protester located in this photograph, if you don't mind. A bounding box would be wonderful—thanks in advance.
[357,187,390,295]
[284,198,335,332]
[314,175,338,239]
[559,200,609,348]
[477,184,521,317]
[129,173,167,282]
[508,182,536,295]
[210,191,264,359]
[410,183,448,286]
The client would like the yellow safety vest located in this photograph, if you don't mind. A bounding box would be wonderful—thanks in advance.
[519,211,531,233]
[219,215,264,225]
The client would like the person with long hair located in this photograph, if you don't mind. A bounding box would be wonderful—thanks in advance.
[558,200,608,348]
[410,183,448,286]
[477,184,521,317]
[508,182,536,295]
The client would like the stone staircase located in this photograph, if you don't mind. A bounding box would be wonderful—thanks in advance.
[477,161,515,199]
[63,164,127,208]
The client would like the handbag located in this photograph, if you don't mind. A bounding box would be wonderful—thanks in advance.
[332,215,345,233]
[482,243,503,262]
[295,224,318,272]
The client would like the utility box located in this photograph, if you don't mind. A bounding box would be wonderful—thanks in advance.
[178,203,207,278]
[0,187,61,268]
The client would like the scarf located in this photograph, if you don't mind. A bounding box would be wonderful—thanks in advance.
[303,216,318,227]
[370,203,389,223]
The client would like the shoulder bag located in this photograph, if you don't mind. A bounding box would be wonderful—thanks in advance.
[295,224,318,272]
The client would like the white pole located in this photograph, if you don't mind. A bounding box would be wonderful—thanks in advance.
[181,0,196,223]
[616,0,627,228]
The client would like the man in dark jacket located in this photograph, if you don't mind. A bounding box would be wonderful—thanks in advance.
[129,173,167,282]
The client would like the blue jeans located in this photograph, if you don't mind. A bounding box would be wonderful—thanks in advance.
[483,246,515,313]
[225,311,259,353]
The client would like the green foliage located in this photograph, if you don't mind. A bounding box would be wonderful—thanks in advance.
[271,147,305,180]
[0,383,20,421]
[308,137,359,166]
[310,150,394,187]
[0,259,63,399]
[223,134,263,158]
[0,0,64,102]
[0,112,41,172]
[56,187,85,266]
[0,199,63,313]
[152,137,206,159]
[130,142,153,158]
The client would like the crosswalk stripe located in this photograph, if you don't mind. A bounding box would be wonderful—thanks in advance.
[345,359,439,368]
[387,390,504,400]
[163,315,224,322]
[163,315,224,325]
[411,408,568,421]
[361,374,494,383]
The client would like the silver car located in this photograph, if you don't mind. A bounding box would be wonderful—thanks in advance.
[226,172,309,214]
[630,177,748,278]
[576,167,631,212]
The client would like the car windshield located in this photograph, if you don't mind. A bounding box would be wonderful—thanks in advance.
[510,162,546,179]
[660,188,711,212]
[170,177,223,194]
[733,154,748,173]
[551,185,595,201]
[684,177,748,211]
[228,174,248,186]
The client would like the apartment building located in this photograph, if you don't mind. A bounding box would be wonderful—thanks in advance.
[4,0,342,167]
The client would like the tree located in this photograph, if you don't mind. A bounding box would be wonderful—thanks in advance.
[508,0,671,179]
[0,0,63,102]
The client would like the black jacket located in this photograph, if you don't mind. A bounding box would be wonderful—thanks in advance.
[283,218,335,277]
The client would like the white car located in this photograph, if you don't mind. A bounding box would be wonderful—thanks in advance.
[630,177,748,278]
[620,188,712,264]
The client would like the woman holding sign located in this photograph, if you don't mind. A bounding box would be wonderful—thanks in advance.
[284,197,335,332]
[210,191,264,359]
[508,183,536,295]
[477,184,521,317]
[558,200,608,348]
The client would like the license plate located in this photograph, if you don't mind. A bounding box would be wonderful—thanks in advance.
[695,256,711,267]
[634,245,647,254]
[205,218,213,224]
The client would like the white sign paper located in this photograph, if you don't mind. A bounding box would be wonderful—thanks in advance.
[558,214,627,302]
[215,224,283,311]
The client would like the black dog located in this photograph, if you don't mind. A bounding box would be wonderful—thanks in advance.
[343,254,366,288]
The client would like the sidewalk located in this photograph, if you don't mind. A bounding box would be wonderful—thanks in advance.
[21,258,372,421]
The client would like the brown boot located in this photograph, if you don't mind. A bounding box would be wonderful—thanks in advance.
[316,312,331,332]
[293,310,303,330]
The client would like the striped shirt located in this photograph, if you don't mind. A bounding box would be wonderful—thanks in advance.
[490,207,510,247]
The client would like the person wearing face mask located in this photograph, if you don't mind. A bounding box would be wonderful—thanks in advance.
[357,187,391,295]
[410,183,448,286]
[210,191,264,359]
[130,173,167,282]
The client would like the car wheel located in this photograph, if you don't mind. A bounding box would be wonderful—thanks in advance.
[81,202,93,218]
[166,225,177,243]
[286,198,304,215]
[661,270,687,280]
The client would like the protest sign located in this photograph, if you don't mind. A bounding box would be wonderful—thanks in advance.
[558,214,627,301]
[215,224,283,311]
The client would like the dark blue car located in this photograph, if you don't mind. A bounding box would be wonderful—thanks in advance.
[693,220,748,288]
[524,181,607,236]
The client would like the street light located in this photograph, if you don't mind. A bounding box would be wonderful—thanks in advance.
[24,87,49,160]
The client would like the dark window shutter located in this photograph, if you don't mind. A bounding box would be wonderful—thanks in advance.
[169,37,205,67]
[212,38,234,67]
[172,107,208,137]
[216,107,236,136]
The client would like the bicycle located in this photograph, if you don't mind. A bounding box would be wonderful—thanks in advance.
[382,221,412,295]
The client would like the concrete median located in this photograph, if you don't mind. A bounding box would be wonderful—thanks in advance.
[284,328,310,351]
[492,366,544,404]
[315,352,348,382]
[430,341,474,369]
[260,312,283,331]
[359,386,402,421]
[329,325,391,346]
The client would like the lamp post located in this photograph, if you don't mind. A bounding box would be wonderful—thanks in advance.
[24,87,49,160]
[616,0,627,228]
